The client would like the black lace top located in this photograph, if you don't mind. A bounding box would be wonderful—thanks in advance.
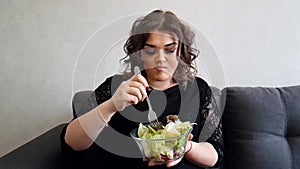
[60,74,223,169]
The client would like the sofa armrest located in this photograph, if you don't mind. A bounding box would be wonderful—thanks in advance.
[222,85,300,169]
[0,123,67,169]
[1,91,96,169]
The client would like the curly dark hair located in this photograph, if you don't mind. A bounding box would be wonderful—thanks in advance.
[121,9,200,84]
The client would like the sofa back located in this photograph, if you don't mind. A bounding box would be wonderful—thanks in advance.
[221,85,300,169]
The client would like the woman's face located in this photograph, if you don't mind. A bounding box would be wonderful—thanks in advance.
[140,31,179,83]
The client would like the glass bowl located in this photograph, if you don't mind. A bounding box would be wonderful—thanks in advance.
[130,125,192,163]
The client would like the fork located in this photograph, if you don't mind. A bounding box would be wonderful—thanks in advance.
[134,66,162,129]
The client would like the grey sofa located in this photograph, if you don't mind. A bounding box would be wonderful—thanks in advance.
[221,86,300,169]
[1,85,299,169]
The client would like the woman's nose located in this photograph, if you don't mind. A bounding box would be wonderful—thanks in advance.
[155,49,166,62]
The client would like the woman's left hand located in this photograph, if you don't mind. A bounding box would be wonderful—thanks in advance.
[148,156,184,168]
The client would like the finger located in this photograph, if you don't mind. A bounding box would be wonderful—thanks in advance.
[148,160,156,166]
[129,81,147,101]
[142,157,148,162]
[148,160,164,167]
[132,74,149,88]
[188,134,193,140]
[127,94,139,105]
[119,81,143,104]
[128,87,143,103]
[166,158,182,168]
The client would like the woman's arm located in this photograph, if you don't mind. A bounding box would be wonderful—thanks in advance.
[183,78,223,167]
[184,141,218,167]
[64,98,117,151]
[63,74,148,151]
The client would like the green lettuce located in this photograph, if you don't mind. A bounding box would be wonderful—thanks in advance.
[137,119,195,162]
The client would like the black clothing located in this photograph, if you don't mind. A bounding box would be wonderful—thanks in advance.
[60,74,223,169]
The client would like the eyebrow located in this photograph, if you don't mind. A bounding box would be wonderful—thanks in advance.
[144,42,177,48]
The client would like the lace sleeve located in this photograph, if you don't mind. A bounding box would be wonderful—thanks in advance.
[94,75,127,105]
[71,76,114,119]
[95,76,113,105]
[198,83,224,168]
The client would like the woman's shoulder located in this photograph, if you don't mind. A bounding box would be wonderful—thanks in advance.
[192,76,212,98]
[181,77,211,99]
[193,76,210,89]
[95,73,131,91]
[100,73,131,85]
[94,74,131,103]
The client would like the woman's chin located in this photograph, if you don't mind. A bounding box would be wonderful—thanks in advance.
[153,74,173,81]
[146,69,173,80]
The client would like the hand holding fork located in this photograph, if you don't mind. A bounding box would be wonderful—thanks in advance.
[134,66,162,129]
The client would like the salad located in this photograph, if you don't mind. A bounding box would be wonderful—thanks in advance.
[136,115,196,162]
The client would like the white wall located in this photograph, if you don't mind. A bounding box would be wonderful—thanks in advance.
[1,0,299,157]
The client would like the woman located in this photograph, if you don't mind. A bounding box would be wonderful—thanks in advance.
[60,9,223,169]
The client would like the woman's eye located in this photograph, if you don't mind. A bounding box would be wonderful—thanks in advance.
[142,48,176,56]
[143,49,156,55]
[165,50,175,54]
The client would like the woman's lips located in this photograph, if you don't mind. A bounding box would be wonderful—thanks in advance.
[154,66,167,71]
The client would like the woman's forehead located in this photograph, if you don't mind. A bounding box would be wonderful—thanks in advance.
[145,31,178,47]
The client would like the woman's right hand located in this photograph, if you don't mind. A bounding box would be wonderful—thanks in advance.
[111,74,149,112]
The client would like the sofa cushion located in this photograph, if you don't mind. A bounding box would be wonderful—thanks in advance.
[222,85,300,169]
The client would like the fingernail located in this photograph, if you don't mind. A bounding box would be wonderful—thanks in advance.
[146,86,151,91]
